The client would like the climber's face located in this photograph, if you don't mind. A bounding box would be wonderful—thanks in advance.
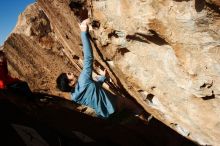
[66,72,77,87]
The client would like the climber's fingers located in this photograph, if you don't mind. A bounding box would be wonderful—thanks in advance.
[79,18,90,32]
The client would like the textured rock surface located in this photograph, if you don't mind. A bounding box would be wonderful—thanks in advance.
[2,0,220,145]
[90,0,220,145]
[4,3,80,98]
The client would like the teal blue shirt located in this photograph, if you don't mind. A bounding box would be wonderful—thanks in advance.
[71,32,116,118]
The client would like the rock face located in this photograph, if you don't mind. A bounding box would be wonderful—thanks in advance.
[3,0,220,145]
[4,3,79,98]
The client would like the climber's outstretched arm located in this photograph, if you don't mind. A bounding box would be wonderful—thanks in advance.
[78,19,93,84]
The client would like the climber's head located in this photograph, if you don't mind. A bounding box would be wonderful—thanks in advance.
[56,72,76,92]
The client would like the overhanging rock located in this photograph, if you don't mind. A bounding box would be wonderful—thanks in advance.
[3,0,220,145]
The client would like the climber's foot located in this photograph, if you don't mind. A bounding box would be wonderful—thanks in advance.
[135,113,153,125]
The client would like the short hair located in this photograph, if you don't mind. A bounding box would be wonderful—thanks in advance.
[56,73,72,92]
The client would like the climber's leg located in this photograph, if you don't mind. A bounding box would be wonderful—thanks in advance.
[115,96,153,124]
[115,96,143,114]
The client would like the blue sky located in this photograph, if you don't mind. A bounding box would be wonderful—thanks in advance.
[0,0,35,46]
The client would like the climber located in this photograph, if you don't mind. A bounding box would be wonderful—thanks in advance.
[0,51,32,97]
[56,19,151,122]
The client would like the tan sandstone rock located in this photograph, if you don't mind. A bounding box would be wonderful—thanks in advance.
[2,0,220,145]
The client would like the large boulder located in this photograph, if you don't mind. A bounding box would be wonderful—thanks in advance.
[3,0,220,145]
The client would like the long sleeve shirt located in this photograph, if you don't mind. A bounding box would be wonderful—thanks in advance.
[71,32,116,118]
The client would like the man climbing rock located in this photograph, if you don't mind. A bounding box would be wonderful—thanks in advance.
[56,19,151,122]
